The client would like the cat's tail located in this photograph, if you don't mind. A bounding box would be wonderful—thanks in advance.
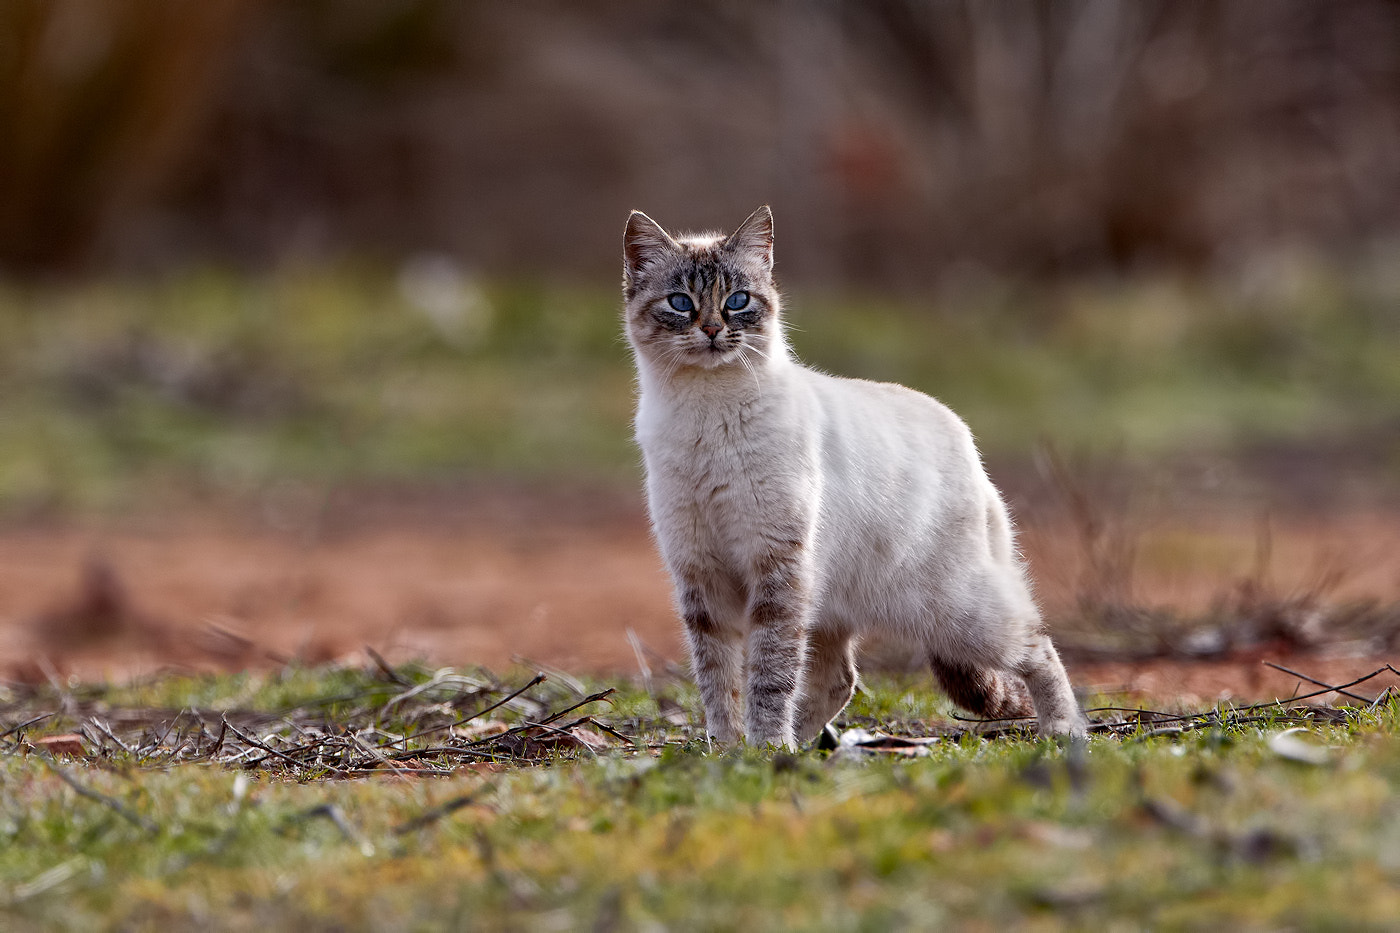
[929,658,1035,720]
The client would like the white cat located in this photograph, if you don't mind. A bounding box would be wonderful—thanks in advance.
[623,206,1085,749]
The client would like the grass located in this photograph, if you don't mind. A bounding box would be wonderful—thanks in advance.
[0,267,637,513]
[3,662,1400,929]
[2,258,1399,514]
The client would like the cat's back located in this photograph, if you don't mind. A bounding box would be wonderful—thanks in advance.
[798,365,980,477]
[795,365,1010,622]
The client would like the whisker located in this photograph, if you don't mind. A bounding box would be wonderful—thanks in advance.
[736,343,764,398]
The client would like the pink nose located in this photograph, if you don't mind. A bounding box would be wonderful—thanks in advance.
[701,323,722,339]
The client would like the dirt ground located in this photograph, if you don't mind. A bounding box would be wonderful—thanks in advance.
[2,482,1398,706]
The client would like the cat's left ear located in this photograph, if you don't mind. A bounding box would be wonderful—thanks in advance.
[722,205,774,273]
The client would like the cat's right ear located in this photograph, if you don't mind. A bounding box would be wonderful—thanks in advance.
[624,211,680,287]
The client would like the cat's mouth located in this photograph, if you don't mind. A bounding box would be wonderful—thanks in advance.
[689,340,741,367]
[660,332,751,369]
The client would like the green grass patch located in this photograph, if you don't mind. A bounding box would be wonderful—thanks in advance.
[2,260,1399,513]
[3,664,1399,929]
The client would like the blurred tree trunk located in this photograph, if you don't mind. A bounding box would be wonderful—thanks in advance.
[0,0,260,273]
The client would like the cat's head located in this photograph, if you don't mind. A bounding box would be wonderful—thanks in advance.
[622,206,782,371]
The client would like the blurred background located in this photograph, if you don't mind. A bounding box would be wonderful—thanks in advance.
[4,0,1400,503]
[8,0,1400,280]
[2,1,1399,676]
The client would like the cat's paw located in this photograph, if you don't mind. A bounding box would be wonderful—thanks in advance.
[745,731,798,752]
[704,733,740,752]
[1036,714,1089,739]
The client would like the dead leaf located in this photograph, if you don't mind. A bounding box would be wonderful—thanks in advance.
[1267,727,1330,765]
[35,734,87,756]
[452,720,509,741]
[832,727,939,757]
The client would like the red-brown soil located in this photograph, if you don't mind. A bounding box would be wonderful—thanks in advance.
[3,484,1398,705]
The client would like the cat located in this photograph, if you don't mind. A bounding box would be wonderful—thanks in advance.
[622,205,1085,749]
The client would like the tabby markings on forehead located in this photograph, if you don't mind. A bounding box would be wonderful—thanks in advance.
[675,262,720,294]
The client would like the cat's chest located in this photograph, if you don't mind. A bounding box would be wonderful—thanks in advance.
[638,393,811,541]
[645,408,775,495]
[640,392,790,475]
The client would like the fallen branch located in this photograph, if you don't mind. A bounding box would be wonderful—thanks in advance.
[38,754,158,834]
[393,784,494,835]
[1,712,54,743]
[1263,661,1377,704]
[413,672,547,740]
[280,803,373,855]
[224,718,353,777]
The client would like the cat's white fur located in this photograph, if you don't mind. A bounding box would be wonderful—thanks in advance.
[624,206,1085,748]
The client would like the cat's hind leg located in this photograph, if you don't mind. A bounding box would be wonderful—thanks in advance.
[929,657,1034,721]
[1012,633,1086,737]
[929,634,1084,737]
[795,627,857,744]
[927,573,1085,737]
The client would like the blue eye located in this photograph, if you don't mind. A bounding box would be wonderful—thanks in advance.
[725,291,750,311]
[667,293,694,313]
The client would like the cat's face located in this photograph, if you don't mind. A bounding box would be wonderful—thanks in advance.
[622,206,780,371]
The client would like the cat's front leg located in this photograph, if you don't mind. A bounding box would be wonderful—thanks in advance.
[744,549,813,750]
[678,584,745,745]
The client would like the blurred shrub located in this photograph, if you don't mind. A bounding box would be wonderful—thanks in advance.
[0,265,638,512]
[0,261,1396,514]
